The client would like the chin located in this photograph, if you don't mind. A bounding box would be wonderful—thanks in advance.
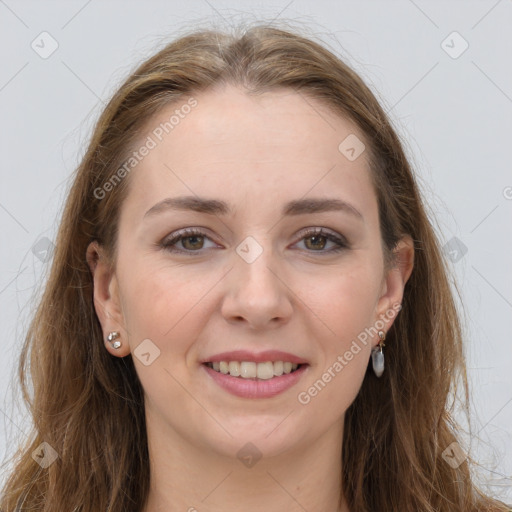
[201,421,309,461]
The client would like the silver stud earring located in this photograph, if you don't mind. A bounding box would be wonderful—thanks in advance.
[107,331,122,349]
[371,330,386,377]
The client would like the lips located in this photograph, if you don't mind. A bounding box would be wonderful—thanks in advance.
[201,349,308,365]
[200,349,309,398]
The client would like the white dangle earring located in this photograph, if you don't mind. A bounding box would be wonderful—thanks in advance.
[371,330,386,377]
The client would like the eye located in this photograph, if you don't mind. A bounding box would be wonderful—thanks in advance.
[161,227,349,255]
[161,228,219,254]
[294,227,348,253]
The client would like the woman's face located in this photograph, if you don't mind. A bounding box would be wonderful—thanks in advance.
[90,84,411,459]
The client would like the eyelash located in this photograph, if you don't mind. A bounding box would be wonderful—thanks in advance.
[160,227,349,256]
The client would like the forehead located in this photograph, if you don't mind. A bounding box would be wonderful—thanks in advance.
[121,84,377,221]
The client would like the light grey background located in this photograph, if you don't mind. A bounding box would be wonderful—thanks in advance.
[1,0,511,501]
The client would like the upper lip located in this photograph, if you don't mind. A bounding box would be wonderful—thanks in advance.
[201,350,308,365]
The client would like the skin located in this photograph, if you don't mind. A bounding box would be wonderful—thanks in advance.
[87,84,414,512]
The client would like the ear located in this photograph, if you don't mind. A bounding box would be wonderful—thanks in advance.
[374,235,414,338]
[86,241,130,357]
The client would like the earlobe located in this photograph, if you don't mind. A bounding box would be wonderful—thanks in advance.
[86,241,130,357]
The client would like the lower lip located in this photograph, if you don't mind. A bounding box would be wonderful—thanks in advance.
[202,364,309,399]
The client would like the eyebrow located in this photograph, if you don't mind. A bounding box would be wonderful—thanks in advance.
[143,195,363,220]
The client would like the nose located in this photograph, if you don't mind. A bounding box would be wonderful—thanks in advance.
[220,246,293,330]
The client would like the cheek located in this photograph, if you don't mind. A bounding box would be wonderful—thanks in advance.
[116,262,218,410]
[117,258,221,352]
[298,350,368,429]
[294,260,381,404]
[300,259,383,340]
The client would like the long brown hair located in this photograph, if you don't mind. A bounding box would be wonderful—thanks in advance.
[1,22,509,512]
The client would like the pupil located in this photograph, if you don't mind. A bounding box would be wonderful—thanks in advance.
[183,236,203,250]
[306,235,326,250]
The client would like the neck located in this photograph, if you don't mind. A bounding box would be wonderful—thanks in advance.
[142,414,349,512]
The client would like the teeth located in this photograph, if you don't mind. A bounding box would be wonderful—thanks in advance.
[273,360,284,376]
[228,361,241,376]
[241,362,257,378]
[207,361,301,379]
[256,362,274,380]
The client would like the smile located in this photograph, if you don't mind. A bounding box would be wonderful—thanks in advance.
[202,361,309,399]
[204,360,301,380]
